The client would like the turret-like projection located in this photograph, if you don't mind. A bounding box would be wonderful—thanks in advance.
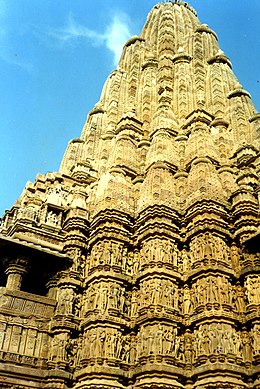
[0,1,259,388]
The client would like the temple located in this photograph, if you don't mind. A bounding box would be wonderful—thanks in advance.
[0,1,259,388]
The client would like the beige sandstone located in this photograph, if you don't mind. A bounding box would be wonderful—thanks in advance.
[0,1,259,388]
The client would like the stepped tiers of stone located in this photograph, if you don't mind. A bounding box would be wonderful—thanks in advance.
[0,1,260,388]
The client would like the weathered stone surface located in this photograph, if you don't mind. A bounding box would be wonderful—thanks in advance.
[0,1,259,388]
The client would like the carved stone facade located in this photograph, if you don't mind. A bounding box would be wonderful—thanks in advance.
[0,1,259,388]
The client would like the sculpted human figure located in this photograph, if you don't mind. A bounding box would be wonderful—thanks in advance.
[251,325,260,354]
[184,332,193,363]
[110,331,117,358]
[163,240,171,264]
[130,336,137,363]
[173,285,179,310]
[191,236,199,262]
[171,244,179,268]
[91,241,104,268]
[51,336,59,361]
[105,332,112,358]
[87,286,96,311]
[89,329,98,358]
[183,286,191,315]
[121,335,131,362]
[141,281,149,308]
[131,289,139,317]
[107,241,114,265]
[233,331,242,356]
[107,286,114,310]
[173,332,181,358]
[141,242,149,266]
[158,241,166,263]
[208,327,216,354]
[181,248,190,272]
[125,251,133,274]
[94,284,102,310]
[82,332,90,359]
[168,284,175,308]
[101,285,108,312]
[56,288,74,315]
[121,247,128,271]
[193,330,199,358]
[192,283,198,307]
[136,332,142,359]
[97,241,107,265]
[70,247,82,272]
[146,328,154,355]
[235,283,246,312]
[155,324,163,354]
[245,277,257,304]
[46,186,63,206]
[230,244,241,270]
[99,330,106,358]
[197,280,206,305]
[116,287,124,312]
[218,237,229,263]
[150,239,157,262]
[89,244,98,268]
[117,244,124,267]
[154,279,162,305]
[205,278,211,304]
[63,288,74,315]
[165,328,175,354]
[200,326,210,355]
[149,280,156,305]
[133,251,140,274]
[46,210,59,226]
[56,289,66,314]
[241,331,252,362]
[210,277,219,303]
[221,330,231,354]
[162,329,168,354]
[204,233,213,262]
[218,277,228,304]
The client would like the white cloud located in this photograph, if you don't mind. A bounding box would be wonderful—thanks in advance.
[48,12,131,65]
[104,13,131,64]
[0,1,33,71]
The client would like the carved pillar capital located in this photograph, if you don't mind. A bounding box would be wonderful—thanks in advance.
[5,258,28,290]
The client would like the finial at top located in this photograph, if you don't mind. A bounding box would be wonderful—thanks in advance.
[154,0,197,16]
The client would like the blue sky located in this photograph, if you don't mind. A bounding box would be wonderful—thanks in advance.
[0,0,260,216]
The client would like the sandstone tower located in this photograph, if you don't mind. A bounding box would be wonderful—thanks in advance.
[0,1,259,388]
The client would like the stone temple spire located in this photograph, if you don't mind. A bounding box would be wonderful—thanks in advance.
[0,2,259,389]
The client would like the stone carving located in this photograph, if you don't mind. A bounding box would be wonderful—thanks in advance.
[88,241,130,273]
[139,278,179,311]
[189,234,230,268]
[193,323,245,360]
[46,186,65,207]
[140,239,180,270]
[84,282,125,315]
[136,324,181,360]
[56,288,75,315]
[244,276,260,305]
[50,332,68,362]
[251,325,260,355]
[0,1,259,388]
[191,276,234,310]
[81,328,125,361]
[46,210,60,226]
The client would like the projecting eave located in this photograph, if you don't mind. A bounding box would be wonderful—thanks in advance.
[244,228,260,252]
[0,234,72,268]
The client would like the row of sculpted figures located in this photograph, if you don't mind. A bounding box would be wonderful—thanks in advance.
[84,234,258,276]
[57,322,260,369]
[79,275,259,320]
